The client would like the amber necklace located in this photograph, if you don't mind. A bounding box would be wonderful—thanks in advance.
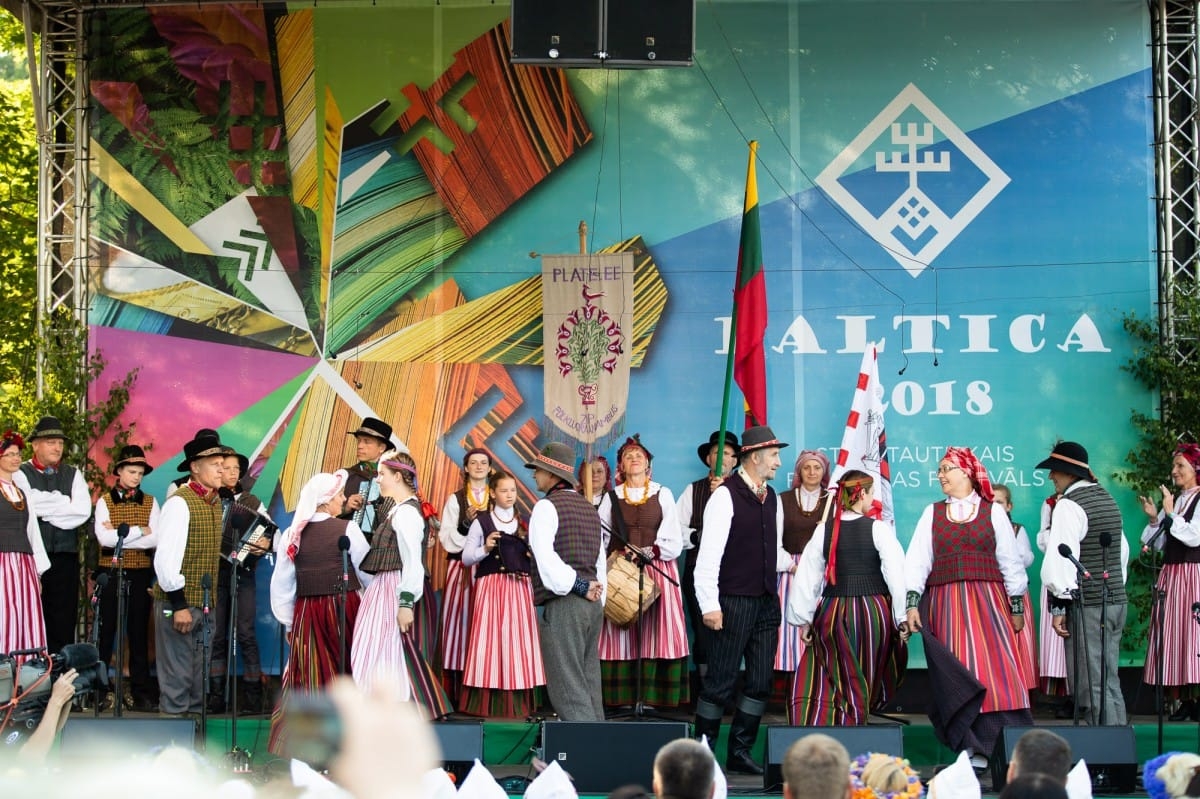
[623,481,651,506]
[0,478,25,511]
[466,484,490,511]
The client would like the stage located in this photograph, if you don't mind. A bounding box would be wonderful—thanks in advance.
[54,709,1200,798]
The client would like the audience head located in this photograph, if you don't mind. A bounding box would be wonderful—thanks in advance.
[652,739,715,799]
[1009,729,1071,785]
[781,733,851,799]
[998,774,1069,799]
[1145,752,1200,799]
[850,752,923,798]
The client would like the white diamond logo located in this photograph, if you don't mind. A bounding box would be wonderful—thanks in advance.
[816,83,1009,278]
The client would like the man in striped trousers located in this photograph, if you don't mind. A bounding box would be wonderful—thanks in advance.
[693,426,790,775]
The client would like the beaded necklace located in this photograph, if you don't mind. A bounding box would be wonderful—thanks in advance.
[0,478,25,511]
[623,482,651,506]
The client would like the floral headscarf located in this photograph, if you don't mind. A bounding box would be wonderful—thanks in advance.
[1176,443,1200,473]
[941,446,994,502]
[792,449,831,491]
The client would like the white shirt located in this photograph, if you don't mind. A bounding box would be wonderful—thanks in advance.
[527,489,607,599]
[14,464,91,530]
[389,502,428,603]
[94,493,162,550]
[1013,522,1035,569]
[1041,481,1130,600]
[269,512,371,630]
[904,493,1029,598]
[676,477,707,551]
[1141,486,1200,548]
[693,469,790,616]
[786,514,907,627]
[597,482,683,560]
[153,493,195,594]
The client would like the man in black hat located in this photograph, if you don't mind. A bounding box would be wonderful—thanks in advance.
[15,416,91,653]
[93,444,161,712]
[341,418,393,540]
[1038,440,1129,726]
[525,440,606,721]
[676,430,740,686]
[153,433,227,716]
[693,425,790,775]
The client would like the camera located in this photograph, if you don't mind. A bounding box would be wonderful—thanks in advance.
[0,643,109,730]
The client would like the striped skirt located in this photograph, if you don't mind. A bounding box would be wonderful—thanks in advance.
[0,552,45,657]
[1144,562,1200,687]
[774,559,807,671]
[598,557,689,660]
[1038,588,1068,694]
[925,581,1030,714]
[788,593,905,725]
[440,559,473,672]
[462,573,544,690]
[351,569,453,719]
[1013,589,1039,691]
[268,591,361,754]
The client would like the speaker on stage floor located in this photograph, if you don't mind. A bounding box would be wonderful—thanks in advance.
[433,721,484,783]
[541,720,689,793]
[58,717,198,758]
[990,725,1137,794]
[764,725,905,791]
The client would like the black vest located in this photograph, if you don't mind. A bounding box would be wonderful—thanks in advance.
[20,462,79,554]
[473,512,531,578]
[822,515,888,597]
[1165,492,1200,565]
[716,475,778,598]
[0,492,32,555]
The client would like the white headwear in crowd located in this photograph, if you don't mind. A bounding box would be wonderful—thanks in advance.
[929,751,981,799]
[1067,759,1094,799]
[282,469,349,559]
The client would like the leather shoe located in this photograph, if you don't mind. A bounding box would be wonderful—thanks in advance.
[726,750,763,775]
[1170,700,1198,722]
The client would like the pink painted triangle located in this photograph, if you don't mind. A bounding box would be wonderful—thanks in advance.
[88,325,317,463]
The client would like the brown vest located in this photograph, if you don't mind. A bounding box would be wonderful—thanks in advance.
[360,497,422,575]
[0,491,32,555]
[294,517,361,596]
[99,489,155,570]
[606,488,663,553]
[780,489,831,555]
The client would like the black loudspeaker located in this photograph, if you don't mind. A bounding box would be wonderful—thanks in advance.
[510,0,694,67]
[511,0,602,66]
[605,0,695,67]
[764,725,905,791]
[433,721,484,783]
[990,725,1137,794]
[57,717,197,758]
[542,720,689,793]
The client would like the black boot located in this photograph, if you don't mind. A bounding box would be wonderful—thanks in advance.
[240,680,263,715]
[726,709,764,775]
[207,677,227,715]
[1170,699,1197,722]
[694,714,722,752]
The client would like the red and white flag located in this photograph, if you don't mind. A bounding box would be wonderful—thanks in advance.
[831,342,893,523]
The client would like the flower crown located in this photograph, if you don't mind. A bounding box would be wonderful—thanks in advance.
[850,753,924,799]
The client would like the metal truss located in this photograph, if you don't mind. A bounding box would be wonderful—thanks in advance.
[1152,0,1200,367]
[27,0,88,396]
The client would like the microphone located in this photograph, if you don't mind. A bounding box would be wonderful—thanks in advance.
[201,573,212,615]
[90,572,109,607]
[218,487,235,501]
[111,522,130,566]
[338,535,351,586]
[1192,601,1200,617]
[1099,532,1113,548]
[1143,514,1173,554]
[1058,543,1091,579]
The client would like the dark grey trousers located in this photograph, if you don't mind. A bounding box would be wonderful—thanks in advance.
[538,593,604,721]
[153,599,211,715]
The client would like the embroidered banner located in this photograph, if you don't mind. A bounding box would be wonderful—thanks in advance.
[541,253,634,445]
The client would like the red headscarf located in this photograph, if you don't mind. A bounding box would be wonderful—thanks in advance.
[941,446,994,502]
[1176,443,1200,472]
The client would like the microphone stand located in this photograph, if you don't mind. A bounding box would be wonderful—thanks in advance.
[200,574,213,753]
[112,525,129,718]
[223,519,268,770]
[89,574,107,718]
[1098,537,1111,726]
[602,502,680,722]
[338,536,351,675]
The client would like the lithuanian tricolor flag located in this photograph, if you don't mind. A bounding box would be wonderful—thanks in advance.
[732,141,768,427]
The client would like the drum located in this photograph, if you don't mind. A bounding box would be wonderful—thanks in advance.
[604,551,661,627]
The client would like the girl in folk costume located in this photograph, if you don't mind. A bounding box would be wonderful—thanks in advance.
[786,470,907,725]
[904,446,1032,768]
[596,435,690,708]
[459,471,545,717]
[1035,492,1070,706]
[0,431,48,658]
[775,451,834,677]
[352,451,452,718]
[577,455,613,508]
[268,470,370,753]
[1140,443,1200,721]
[993,484,1039,693]
[438,448,493,696]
